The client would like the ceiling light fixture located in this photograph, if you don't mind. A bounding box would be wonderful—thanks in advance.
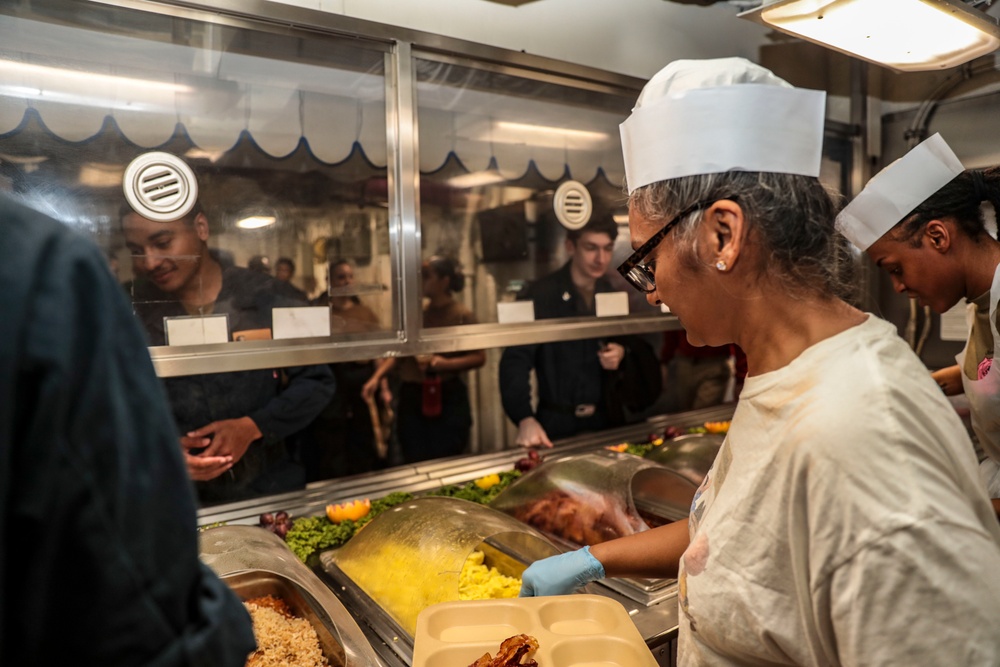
[740,0,1000,72]
[488,121,610,149]
[0,60,192,93]
[0,59,193,112]
[445,170,507,189]
[79,162,125,188]
[236,215,276,229]
[183,148,226,163]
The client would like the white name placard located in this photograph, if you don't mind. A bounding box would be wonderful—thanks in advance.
[164,314,230,346]
[497,301,536,324]
[595,291,630,317]
[272,306,332,340]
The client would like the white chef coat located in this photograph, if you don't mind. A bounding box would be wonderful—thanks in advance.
[958,263,1000,497]
[678,316,1000,667]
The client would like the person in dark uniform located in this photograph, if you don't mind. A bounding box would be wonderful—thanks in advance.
[247,254,271,274]
[364,256,486,463]
[499,216,661,447]
[306,259,388,480]
[122,197,335,506]
[274,256,309,301]
[0,194,256,665]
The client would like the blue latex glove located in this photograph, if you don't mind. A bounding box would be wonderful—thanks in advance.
[519,546,606,597]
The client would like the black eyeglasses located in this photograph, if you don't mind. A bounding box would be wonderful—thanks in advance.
[616,197,737,293]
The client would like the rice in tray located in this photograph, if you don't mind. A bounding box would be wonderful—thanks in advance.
[244,595,329,667]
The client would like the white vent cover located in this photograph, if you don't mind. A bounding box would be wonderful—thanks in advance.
[122,151,198,222]
[553,180,593,230]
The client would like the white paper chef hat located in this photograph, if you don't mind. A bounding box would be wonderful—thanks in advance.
[620,57,826,195]
[836,133,964,251]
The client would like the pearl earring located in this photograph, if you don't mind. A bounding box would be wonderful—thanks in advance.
[716,260,727,271]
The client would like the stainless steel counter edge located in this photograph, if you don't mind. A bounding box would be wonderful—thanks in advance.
[198,405,733,525]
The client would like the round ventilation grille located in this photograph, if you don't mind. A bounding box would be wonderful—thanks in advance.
[122,152,198,222]
[553,180,593,230]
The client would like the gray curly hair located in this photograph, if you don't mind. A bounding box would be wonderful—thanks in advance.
[628,171,858,302]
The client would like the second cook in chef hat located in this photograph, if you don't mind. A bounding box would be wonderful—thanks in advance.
[620,57,827,194]
[836,133,965,251]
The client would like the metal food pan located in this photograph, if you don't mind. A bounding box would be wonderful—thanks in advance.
[224,570,348,667]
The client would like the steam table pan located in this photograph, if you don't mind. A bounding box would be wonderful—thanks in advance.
[199,524,384,666]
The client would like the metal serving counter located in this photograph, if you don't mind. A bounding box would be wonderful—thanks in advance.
[198,405,735,667]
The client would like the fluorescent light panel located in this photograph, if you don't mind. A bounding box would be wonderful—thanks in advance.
[446,170,507,188]
[487,121,610,149]
[78,163,125,188]
[742,0,1000,72]
[0,59,193,112]
[184,148,226,163]
[0,59,192,94]
[236,215,276,229]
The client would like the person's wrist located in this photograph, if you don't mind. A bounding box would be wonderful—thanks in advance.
[579,545,606,581]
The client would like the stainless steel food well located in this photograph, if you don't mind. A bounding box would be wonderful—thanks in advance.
[224,569,347,666]
[489,449,698,545]
[199,524,385,666]
[488,450,698,606]
[644,432,724,485]
[319,496,563,664]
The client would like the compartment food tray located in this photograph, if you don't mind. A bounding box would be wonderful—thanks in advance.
[413,594,658,667]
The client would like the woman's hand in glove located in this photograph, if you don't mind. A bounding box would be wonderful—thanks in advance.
[519,546,606,597]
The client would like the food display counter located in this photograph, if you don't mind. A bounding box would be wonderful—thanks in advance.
[198,404,735,667]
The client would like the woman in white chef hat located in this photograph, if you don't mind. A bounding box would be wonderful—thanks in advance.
[837,133,1000,516]
[519,58,1000,666]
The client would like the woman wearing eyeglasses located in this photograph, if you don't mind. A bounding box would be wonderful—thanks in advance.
[519,58,1000,666]
[837,133,1000,520]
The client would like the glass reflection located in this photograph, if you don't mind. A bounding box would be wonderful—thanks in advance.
[0,1,390,505]
[364,257,487,464]
[120,196,337,504]
[414,60,668,455]
[305,260,391,481]
[498,217,663,447]
[415,59,658,327]
[0,0,391,348]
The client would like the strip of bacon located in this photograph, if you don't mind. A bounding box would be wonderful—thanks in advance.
[466,634,539,667]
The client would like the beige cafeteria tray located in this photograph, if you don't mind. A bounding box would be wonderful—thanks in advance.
[412,594,658,666]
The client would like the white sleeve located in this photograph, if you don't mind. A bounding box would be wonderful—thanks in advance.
[825,520,1000,666]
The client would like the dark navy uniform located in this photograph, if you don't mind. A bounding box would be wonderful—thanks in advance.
[0,196,256,666]
[131,267,335,505]
[499,261,661,440]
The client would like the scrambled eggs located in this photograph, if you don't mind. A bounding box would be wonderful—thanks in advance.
[337,543,522,635]
[459,550,522,600]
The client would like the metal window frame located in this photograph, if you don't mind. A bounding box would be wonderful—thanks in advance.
[65,0,682,378]
[38,0,855,378]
